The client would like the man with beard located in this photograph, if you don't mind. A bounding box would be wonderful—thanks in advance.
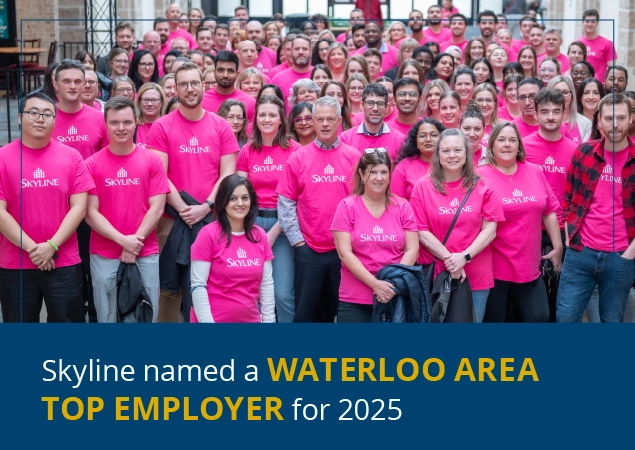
[407,10,425,43]
[268,34,297,78]
[351,24,366,50]
[439,13,468,53]
[147,62,239,322]
[272,35,314,109]
[154,18,172,58]
[605,65,628,94]
[476,10,497,46]
[557,93,635,323]
[245,20,278,72]
[202,51,256,122]
[340,83,405,162]
[386,78,422,136]
[353,22,398,78]
[423,5,451,44]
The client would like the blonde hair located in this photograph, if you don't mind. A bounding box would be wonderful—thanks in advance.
[135,83,167,124]
[472,83,499,126]
[236,67,265,89]
[421,79,450,117]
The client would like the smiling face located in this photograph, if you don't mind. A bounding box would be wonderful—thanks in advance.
[567,43,585,68]
[348,80,364,104]
[395,83,420,114]
[106,106,137,146]
[435,56,453,80]
[297,86,318,104]
[240,75,262,98]
[489,48,508,69]
[225,184,251,224]
[138,53,156,81]
[473,62,490,84]
[325,84,344,107]
[139,88,162,120]
[505,82,518,105]
[539,60,558,84]
[469,41,484,61]
[439,96,459,127]
[519,49,535,72]
[293,107,315,139]
[599,102,631,144]
[360,163,390,196]
[460,117,484,151]
[581,81,601,113]
[492,125,520,167]
[328,48,346,70]
[417,122,441,157]
[536,101,563,133]
[438,135,467,174]
[257,102,281,136]
[426,86,443,112]
[454,74,474,104]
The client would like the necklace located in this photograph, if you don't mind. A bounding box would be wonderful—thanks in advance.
[444,179,463,190]
[497,165,517,182]
[363,195,383,211]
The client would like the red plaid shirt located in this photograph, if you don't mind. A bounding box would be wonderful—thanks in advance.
[563,138,635,251]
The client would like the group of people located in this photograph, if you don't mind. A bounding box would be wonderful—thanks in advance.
[1,4,633,324]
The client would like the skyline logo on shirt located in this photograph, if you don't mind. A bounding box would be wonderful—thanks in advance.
[538,155,565,174]
[600,163,622,183]
[361,224,397,242]
[68,126,77,135]
[105,167,140,186]
[450,198,459,207]
[179,135,211,154]
[373,225,383,234]
[603,164,612,174]
[22,167,59,188]
[227,246,261,267]
[253,155,284,172]
[545,156,555,165]
[56,125,89,143]
[312,163,347,183]
[439,196,472,215]
[502,188,537,204]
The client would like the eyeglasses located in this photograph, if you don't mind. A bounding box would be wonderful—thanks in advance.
[475,97,495,104]
[141,98,161,104]
[396,91,418,98]
[517,94,537,102]
[177,80,202,90]
[24,111,55,122]
[363,100,387,109]
[226,115,245,123]
[204,81,216,88]
[292,115,313,124]
[115,87,134,94]
[417,133,439,140]
[349,86,364,92]
[139,62,155,69]
[315,117,337,124]
[557,90,572,97]
[84,80,97,87]
[113,59,129,65]
[144,40,160,45]
[364,147,387,153]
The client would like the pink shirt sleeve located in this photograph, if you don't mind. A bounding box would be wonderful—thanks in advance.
[70,154,96,195]
[391,162,407,199]
[275,153,299,201]
[542,171,560,216]
[148,154,170,197]
[331,198,354,232]
[146,120,168,153]
[85,156,97,196]
[261,227,274,261]
[480,179,505,222]
[236,144,250,172]
[399,199,418,232]
[99,121,109,149]
[409,180,427,231]
[191,225,214,261]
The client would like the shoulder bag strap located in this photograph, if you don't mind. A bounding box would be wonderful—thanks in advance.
[441,177,480,246]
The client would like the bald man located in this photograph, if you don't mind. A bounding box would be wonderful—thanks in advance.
[171,37,189,54]
[166,3,196,50]
[245,21,277,73]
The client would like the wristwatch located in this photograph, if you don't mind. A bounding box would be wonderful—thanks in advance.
[204,200,214,211]
[464,252,472,263]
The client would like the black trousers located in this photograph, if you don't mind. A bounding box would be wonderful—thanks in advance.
[293,245,341,323]
[541,229,566,322]
[484,276,550,323]
[77,220,97,322]
[338,301,373,323]
[0,264,84,322]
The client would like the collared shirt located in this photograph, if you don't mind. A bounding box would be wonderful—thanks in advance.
[360,122,388,137]
[563,137,635,251]
[314,137,341,149]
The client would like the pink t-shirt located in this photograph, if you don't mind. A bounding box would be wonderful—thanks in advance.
[190,222,273,323]
[578,147,630,252]
[52,104,109,160]
[201,88,256,123]
[169,27,196,52]
[391,156,430,201]
[477,162,560,283]
[331,195,417,304]
[352,108,398,126]
[523,131,577,228]
[85,145,169,259]
[578,35,617,81]
[410,175,504,290]
[480,124,492,149]
[271,66,314,108]
[422,27,452,44]
[340,123,405,162]
[147,109,239,204]
[276,141,360,252]
[511,39,531,54]
[537,52,570,74]
[0,140,95,269]
[354,43,399,77]
[254,46,278,74]
[136,122,154,147]
[386,117,417,136]
[236,141,302,208]
[268,62,292,78]
[498,106,514,121]
[512,115,571,139]
[336,32,347,43]
[439,39,468,55]
[92,102,103,112]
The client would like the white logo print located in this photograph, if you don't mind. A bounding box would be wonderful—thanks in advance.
[603,164,612,174]
[117,168,127,178]
[312,163,347,182]
[105,167,140,186]
[57,126,88,143]
[324,164,334,174]
[450,198,459,207]
[189,136,199,146]
[237,247,247,259]
[545,156,555,165]
[373,225,383,234]
[22,167,59,188]
[33,168,45,179]
[513,189,523,197]
[227,247,261,267]
[264,156,273,165]
[68,126,77,135]
[361,224,397,242]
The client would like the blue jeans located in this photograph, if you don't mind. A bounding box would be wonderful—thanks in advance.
[256,215,295,323]
[472,289,489,323]
[557,247,635,323]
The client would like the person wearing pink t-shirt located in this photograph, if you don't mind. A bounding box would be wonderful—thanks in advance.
[557,95,635,323]
[236,95,301,323]
[0,92,94,322]
[190,175,274,323]
[354,23,398,77]
[510,17,534,55]
[512,77,570,138]
[79,69,103,114]
[441,0,459,25]
[272,35,314,109]
[393,118,444,201]
[459,102,488,167]
[411,128,504,322]
[536,28,570,74]
[407,10,425,44]
[477,122,563,323]
[332,150,419,322]
[245,21,278,73]
[276,97,360,322]
[134,83,166,148]
[85,97,169,323]
[268,35,296,78]
[166,3,197,50]
[147,62,239,323]
[201,51,256,123]
[336,9,365,44]
[439,13,468,55]
[341,83,405,162]
[423,5,452,44]
[476,11,497,46]
[387,78,422,138]
[578,9,617,83]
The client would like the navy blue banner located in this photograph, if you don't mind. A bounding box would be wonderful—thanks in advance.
[0,325,632,449]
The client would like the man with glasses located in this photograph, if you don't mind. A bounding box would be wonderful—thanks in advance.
[276,96,360,322]
[387,78,423,136]
[202,51,255,123]
[0,92,94,322]
[578,9,617,82]
[51,59,109,323]
[85,96,169,322]
[439,13,468,53]
[341,83,405,162]
[147,62,239,322]
[512,78,543,137]
[353,22,398,78]
[141,30,163,76]
[80,69,104,112]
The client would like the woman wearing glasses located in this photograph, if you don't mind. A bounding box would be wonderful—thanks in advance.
[217,99,249,149]
[107,48,130,82]
[472,83,499,149]
[236,95,301,322]
[111,76,136,101]
[331,149,419,322]
[135,83,167,146]
[288,102,316,147]
[129,50,159,91]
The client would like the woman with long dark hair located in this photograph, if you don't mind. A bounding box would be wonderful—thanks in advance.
[190,175,274,323]
[129,50,160,90]
[288,102,316,146]
[311,39,334,66]
[217,99,249,149]
[427,53,455,82]
[321,80,352,132]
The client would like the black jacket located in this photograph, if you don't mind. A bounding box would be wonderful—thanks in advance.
[371,264,433,323]
[430,270,474,323]
[159,191,214,321]
[116,262,153,323]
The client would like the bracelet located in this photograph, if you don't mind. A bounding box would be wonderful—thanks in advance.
[47,240,59,252]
